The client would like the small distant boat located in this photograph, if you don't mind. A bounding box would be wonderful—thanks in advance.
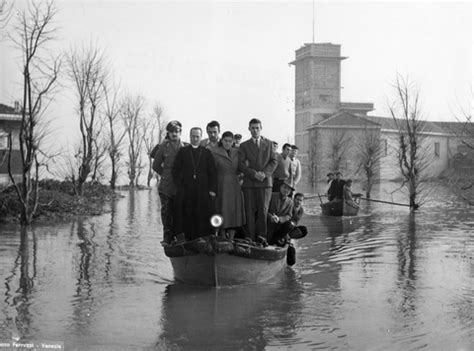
[320,199,360,216]
[164,235,289,287]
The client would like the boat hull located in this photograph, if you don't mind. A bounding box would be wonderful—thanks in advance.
[164,236,288,287]
[169,252,287,287]
[321,199,360,216]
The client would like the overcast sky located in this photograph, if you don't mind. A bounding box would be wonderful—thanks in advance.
[0,1,472,147]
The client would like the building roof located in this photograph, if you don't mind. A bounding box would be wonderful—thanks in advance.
[433,121,474,135]
[0,103,20,115]
[307,111,470,136]
[0,103,22,122]
[340,102,374,114]
[361,115,450,135]
[308,111,381,129]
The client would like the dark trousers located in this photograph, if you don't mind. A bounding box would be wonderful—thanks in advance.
[159,192,174,243]
[272,178,284,192]
[242,187,272,240]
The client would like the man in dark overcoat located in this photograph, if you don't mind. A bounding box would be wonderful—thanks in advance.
[238,118,278,240]
[328,171,346,200]
[172,127,217,241]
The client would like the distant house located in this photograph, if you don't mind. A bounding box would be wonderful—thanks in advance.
[290,42,468,188]
[0,102,22,188]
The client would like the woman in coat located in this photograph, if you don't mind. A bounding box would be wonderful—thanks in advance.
[211,131,245,239]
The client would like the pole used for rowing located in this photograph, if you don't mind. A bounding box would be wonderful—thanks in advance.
[359,197,410,207]
[304,194,410,207]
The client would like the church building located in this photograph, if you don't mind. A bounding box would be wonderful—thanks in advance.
[290,43,464,189]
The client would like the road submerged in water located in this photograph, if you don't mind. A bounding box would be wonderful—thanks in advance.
[0,183,472,350]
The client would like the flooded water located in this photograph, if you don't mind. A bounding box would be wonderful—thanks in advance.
[0,184,472,350]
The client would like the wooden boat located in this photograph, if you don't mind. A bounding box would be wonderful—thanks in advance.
[163,235,289,287]
[320,199,360,216]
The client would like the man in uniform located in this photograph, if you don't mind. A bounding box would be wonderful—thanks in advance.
[152,121,186,244]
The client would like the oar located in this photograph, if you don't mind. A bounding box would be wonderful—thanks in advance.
[360,197,410,207]
[305,193,410,207]
[317,193,323,204]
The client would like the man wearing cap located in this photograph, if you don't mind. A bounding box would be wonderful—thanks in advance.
[238,118,278,240]
[233,134,242,148]
[152,120,186,244]
[200,120,220,150]
[267,180,294,244]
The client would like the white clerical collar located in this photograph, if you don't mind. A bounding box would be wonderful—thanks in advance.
[191,144,199,149]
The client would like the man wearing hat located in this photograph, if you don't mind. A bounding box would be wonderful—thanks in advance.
[267,180,294,244]
[152,120,186,244]
[233,134,242,148]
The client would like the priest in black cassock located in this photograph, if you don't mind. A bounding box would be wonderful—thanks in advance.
[172,127,217,241]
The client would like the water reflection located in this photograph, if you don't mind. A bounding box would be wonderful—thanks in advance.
[396,214,417,313]
[69,218,96,337]
[0,186,472,349]
[2,227,37,341]
[157,269,304,350]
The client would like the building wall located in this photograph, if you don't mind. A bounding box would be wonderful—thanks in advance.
[305,126,381,187]
[380,130,454,180]
[0,120,22,188]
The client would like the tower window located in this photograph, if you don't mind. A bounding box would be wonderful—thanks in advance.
[319,95,331,102]
[434,142,440,157]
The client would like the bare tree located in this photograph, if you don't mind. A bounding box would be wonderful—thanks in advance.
[356,129,383,198]
[307,129,321,189]
[444,98,474,204]
[120,94,146,187]
[452,103,474,150]
[143,103,167,187]
[103,80,126,189]
[67,43,108,195]
[7,0,61,224]
[389,74,430,211]
[0,0,13,30]
[90,118,108,183]
[328,130,351,173]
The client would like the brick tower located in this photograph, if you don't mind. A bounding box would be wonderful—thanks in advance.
[289,43,346,173]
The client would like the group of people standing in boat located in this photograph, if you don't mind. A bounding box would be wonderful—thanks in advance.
[151,118,305,245]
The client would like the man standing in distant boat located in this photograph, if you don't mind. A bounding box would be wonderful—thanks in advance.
[200,120,220,150]
[329,171,346,201]
[173,127,217,241]
[326,172,335,201]
[238,118,278,240]
[152,120,186,244]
